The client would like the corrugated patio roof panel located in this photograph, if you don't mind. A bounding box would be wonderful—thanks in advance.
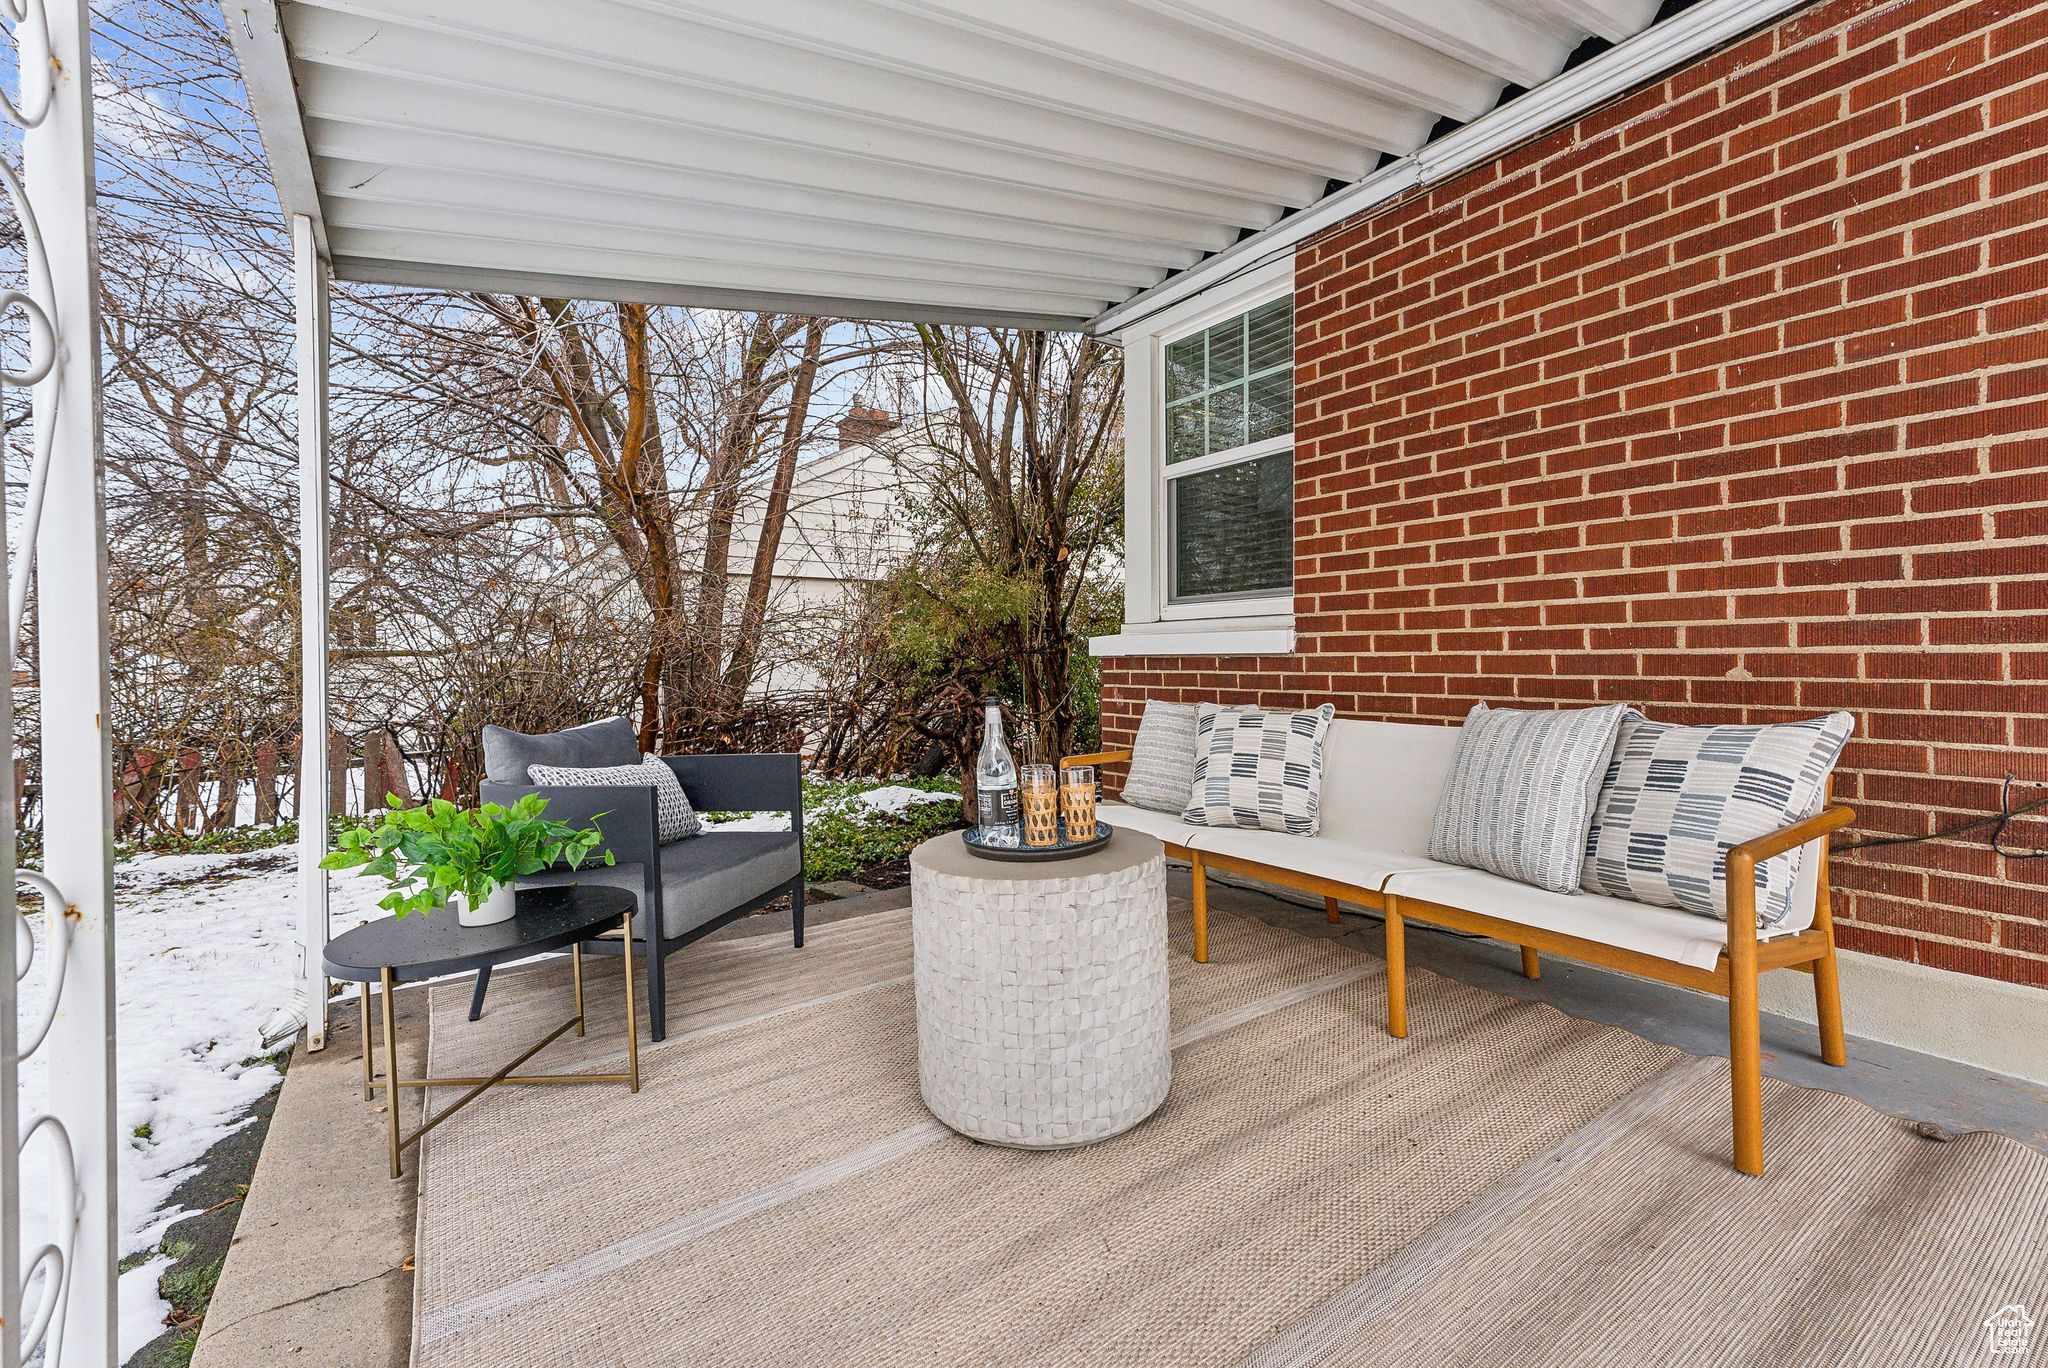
[233,0,1666,327]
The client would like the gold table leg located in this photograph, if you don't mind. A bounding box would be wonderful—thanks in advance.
[572,941,585,1038]
[366,914,643,1179]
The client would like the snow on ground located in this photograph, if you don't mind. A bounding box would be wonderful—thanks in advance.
[700,784,954,832]
[840,785,959,820]
[16,848,386,1358]
[15,784,950,1356]
[701,812,793,833]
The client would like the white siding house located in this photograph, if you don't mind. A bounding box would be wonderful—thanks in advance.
[721,400,927,698]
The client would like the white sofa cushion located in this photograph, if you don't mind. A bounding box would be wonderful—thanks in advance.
[1098,801,1439,893]
[1388,860,1827,970]
[1097,800,1198,847]
[1183,703,1336,836]
[1314,719,1462,855]
[1386,865,1738,970]
[1187,825,1443,894]
[1121,700,1199,813]
[1581,712,1853,929]
[1428,702,1630,894]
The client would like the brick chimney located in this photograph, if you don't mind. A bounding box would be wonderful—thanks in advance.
[836,393,898,450]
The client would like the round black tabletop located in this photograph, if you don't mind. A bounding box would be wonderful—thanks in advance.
[323,884,636,983]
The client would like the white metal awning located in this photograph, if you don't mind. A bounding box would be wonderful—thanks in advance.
[226,0,1690,330]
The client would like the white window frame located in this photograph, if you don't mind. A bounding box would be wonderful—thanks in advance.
[1094,254,1295,658]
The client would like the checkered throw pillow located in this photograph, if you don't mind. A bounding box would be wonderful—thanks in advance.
[1181,703,1337,836]
[1580,712,1853,928]
[526,754,702,844]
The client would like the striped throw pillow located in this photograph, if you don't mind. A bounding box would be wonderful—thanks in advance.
[1428,702,1633,893]
[1122,700,1199,813]
[1580,712,1853,928]
[1181,703,1337,836]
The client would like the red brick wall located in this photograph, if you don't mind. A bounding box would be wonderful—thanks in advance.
[1101,0,2048,988]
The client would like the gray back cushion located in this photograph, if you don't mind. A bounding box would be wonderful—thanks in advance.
[482,716,640,783]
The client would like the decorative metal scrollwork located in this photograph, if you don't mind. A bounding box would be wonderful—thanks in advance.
[4,1,86,1363]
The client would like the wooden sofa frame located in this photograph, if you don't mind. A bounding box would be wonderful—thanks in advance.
[1071,748,1855,1176]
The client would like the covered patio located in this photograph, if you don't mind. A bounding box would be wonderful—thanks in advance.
[197,870,2048,1365]
[218,0,2048,1361]
[9,0,2046,1363]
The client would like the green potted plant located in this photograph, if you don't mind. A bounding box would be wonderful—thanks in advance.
[321,794,614,927]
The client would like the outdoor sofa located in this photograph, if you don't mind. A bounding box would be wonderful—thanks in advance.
[1073,713,1855,1176]
[477,716,804,1041]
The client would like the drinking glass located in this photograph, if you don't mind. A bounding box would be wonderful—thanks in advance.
[1020,764,1061,847]
[1061,763,1098,842]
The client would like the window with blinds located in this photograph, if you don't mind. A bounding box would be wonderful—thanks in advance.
[1162,294,1293,602]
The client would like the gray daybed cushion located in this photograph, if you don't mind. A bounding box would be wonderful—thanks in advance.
[524,830,801,939]
[482,716,639,783]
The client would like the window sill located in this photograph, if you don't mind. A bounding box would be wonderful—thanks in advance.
[1089,617,1295,658]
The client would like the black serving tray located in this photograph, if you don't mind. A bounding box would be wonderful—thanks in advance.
[960,821,1115,862]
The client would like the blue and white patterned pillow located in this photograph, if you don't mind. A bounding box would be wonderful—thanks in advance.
[527,754,702,844]
[1429,702,1632,894]
[1181,703,1337,836]
[1580,712,1853,928]
[1123,700,1200,814]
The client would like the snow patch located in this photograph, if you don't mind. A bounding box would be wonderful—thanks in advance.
[701,812,792,833]
[841,785,959,820]
[16,849,387,1358]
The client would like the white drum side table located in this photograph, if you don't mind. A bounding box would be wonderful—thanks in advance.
[909,829,1171,1149]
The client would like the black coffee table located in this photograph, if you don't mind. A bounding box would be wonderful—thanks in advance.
[324,884,641,1178]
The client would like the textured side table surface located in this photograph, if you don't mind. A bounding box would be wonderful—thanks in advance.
[910,829,1171,1149]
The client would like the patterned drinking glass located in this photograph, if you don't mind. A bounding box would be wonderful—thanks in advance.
[1020,764,1061,847]
[1061,764,1098,842]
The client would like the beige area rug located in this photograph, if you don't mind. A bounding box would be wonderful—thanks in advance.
[410,904,2048,1368]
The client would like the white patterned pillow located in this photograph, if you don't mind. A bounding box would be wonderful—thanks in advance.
[1580,712,1853,928]
[1122,701,1199,813]
[1429,702,1632,894]
[1181,703,1337,836]
[526,754,701,843]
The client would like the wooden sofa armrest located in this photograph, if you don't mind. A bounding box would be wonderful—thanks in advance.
[1064,749,1133,768]
[1724,804,1857,945]
[1732,803,1857,867]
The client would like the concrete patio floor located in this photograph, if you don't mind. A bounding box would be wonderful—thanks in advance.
[195,869,2048,1366]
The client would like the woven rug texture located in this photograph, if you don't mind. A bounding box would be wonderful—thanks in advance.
[409,902,2048,1368]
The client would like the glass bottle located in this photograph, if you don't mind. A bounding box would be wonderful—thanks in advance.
[975,697,1020,846]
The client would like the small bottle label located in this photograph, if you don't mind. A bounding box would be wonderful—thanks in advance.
[976,787,1018,829]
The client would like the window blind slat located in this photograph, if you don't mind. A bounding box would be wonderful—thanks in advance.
[1171,451,1293,599]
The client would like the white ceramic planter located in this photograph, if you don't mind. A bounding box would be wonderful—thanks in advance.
[454,883,517,928]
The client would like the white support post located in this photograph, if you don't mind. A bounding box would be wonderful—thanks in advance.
[32,2,120,1362]
[1,386,19,1368]
[295,212,332,1051]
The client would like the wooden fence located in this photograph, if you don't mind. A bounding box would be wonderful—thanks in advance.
[98,730,459,839]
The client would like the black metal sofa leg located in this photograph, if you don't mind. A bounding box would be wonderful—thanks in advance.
[792,879,805,949]
[645,937,667,1043]
[467,966,492,1022]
